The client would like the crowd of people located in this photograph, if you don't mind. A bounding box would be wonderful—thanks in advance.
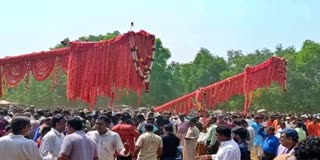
[0,105,319,160]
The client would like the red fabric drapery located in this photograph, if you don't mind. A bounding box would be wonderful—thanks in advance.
[154,56,287,115]
[0,30,155,109]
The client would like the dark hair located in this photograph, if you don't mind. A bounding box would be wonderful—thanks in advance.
[292,136,299,143]
[52,114,65,128]
[40,118,52,125]
[232,127,247,140]
[296,121,303,128]
[96,115,111,124]
[268,126,276,132]
[63,110,70,116]
[147,118,155,124]
[0,108,5,116]
[294,136,320,159]
[279,121,286,126]
[145,123,154,132]
[163,125,173,133]
[67,117,83,131]
[234,120,241,126]
[37,110,44,116]
[79,112,86,119]
[240,119,248,125]
[216,125,231,138]
[136,114,145,120]
[5,125,11,132]
[22,112,32,118]
[120,115,128,122]
[40,125,51,137]
[11,116,31,135]
[211,116,217,122]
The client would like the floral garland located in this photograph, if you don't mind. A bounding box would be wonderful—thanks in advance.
[154,56,288,115]
[0,30,155,109]
[129,32,155,92]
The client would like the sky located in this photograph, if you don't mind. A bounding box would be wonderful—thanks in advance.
[0,0,319,63]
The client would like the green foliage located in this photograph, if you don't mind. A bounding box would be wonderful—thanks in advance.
[4,30,320,112]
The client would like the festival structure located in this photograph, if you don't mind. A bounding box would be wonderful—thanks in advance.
[154,56,288,115]
[0,30,155,110]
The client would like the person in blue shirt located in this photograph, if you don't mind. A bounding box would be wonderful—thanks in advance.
[251,116,264,159]
[258,126,280,160]
[141,117,159,133]
[232,127,251,160]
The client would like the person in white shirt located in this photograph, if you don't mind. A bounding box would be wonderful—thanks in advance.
[40,114,66,160]
[87,115,130,160]
[196,126,241,160]
[0,116,42,160]
[174,114,189,145]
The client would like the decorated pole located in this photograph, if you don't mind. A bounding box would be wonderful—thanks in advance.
[0,30,156,110]
[154,56,288,115]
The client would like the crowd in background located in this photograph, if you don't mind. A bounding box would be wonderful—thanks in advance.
[0,105,320,160]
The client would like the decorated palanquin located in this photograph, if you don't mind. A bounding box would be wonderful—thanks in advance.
[154,56,288,115]
[0,30,155,110]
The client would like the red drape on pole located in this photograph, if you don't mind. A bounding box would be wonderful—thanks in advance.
[0,30,155,110]
[154,56,287,114]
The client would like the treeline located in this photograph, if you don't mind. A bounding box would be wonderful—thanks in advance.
[4,31,320,112]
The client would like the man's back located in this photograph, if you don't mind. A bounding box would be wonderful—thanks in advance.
[136,132,163,160]
[112,122,140,154]
[60,131,97,160]
[0,134,42,160]
[161,133,180,158]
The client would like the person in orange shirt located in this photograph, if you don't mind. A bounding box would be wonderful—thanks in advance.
[307,118,320,137]
[267,116,274,127]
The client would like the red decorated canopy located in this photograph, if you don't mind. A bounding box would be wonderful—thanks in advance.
[0,30,155,109]
[154,56,287,115]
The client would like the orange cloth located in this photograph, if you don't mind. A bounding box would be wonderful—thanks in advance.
[273,119,280,131]
[196,143,207,156]
[307,123,320,136]
[267,120,273,127]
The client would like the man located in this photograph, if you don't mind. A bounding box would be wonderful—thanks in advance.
[285,117,291,128]
[183,118,200,160]
[206,116,219,154]
[307,118,320,137]
[40,114,66,160]
[277,128,299,156]
[112,115,140,160]
[87,115,130,160]
[240,119,255,153]
[136,114,146,133]
[232,127,251,160]
[196,126,241,160]
[0,116,42,160]
[295,121,306,142]
[134,123,163,160]
[217,115,228,126]
[58,117,98,160]
[141,117,159,134]
[275,121,286,139]
[258,127,280,160]
[161,124,180,160]
[251,116,264,159]
[174,114,188,145]
[275,136,320,160]
[33,117,52,141]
